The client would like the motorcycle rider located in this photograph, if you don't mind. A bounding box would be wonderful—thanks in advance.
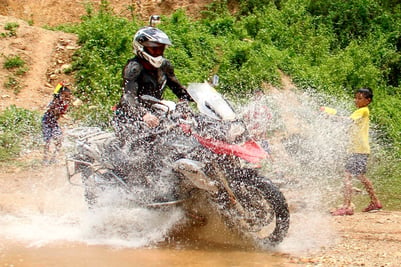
[113,19,192,136]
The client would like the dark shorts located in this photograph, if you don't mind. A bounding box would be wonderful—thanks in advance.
[42,116,62,142]
[345,153,369,176]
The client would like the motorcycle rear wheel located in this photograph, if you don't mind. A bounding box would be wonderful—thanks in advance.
[224,172,290,247]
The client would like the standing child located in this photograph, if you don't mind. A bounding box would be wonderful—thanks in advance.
[329,88,382,216]
[42,82,72,164]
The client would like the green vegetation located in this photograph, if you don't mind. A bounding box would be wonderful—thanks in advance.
[0,105,41,162]
[58,0,400,150]
[3,76,20,92]
[1,22,19,37]
[0,0,400,207]
[3,55,25,69]
[2,55,28,94]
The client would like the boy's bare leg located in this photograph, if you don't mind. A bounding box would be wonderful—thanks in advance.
[331,172,354,215]
[343,172,353,208]
[358,174,381,205]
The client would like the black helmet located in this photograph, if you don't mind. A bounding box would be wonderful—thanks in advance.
[133,27,172,68]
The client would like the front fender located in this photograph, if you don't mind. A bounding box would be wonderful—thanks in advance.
[173,159,218,194]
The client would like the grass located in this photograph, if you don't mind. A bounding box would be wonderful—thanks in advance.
[3,55,26,69]
[1,22,19,37]
[3,55,28,94]
[0,105,42,162]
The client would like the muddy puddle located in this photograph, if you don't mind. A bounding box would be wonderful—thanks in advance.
[2,241,289,267]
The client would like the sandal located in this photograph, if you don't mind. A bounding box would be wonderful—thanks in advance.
[363,202,382,212]
[331,207,354,216]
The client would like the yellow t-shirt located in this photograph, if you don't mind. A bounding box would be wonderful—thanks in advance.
[348,106,370,154]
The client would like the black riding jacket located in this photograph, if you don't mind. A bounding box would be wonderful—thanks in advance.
[117,57,191,116]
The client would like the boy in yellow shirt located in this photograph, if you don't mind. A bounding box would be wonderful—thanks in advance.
[331,88,382,216]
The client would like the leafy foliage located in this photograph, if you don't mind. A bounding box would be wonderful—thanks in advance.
[57,3,138,126]
[1,22,19,37]
[59,0,401,151]
[0,105,41,161]
[2,55,28,94]
[3,55,25,69]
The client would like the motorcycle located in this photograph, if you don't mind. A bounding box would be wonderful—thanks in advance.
[66,82,290,247]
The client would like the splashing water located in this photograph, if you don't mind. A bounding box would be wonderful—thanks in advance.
[237,86,355,253]
[0,161,185,249]
[81,204,184,247]
[0,85,363,254]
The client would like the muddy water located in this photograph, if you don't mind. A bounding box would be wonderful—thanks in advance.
[2,242,288,267]
[0,165,285,266]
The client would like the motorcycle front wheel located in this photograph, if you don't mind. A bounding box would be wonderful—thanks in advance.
[222,170,290,247]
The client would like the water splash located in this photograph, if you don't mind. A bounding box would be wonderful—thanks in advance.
[0,164,185,248]
[236,87,354,253]
[0,85,373,254]
[81,204,184,248]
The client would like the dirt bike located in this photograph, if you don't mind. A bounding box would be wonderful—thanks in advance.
[66,82,290,247]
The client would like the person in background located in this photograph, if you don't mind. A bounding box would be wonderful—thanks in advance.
[327,88,382,216]
[113,17,191,135]
[41,82,72,164]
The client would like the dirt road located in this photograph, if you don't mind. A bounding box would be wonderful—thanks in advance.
[288,211,401,266]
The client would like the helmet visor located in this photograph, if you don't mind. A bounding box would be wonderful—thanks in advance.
[144,44,165,57]
[143,40,167,47]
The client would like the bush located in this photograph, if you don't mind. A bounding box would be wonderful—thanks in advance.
[3,55,25,69]
[1,22,19,37]
[0,133,21,161]
[58,4,137,125]
[56,0,401,157]
[0,105,41,161]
